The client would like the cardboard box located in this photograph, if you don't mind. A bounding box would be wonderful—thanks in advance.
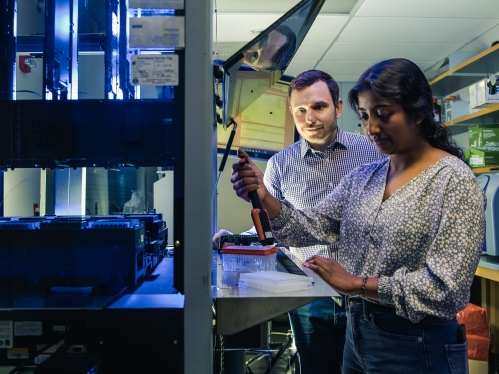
[469,83,479,109]
[477,78,499,107]
[469,359,488,374]
[450,100,470,120]
[469,125,499,147]
[467,335,489,362]
[465,146,499,168]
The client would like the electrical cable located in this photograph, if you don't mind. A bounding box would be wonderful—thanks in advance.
[212,120,237,200]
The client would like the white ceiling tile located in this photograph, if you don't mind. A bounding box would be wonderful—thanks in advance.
[300,15,350,42]
[284,61,320,77]
[215,0,303,13]
[213,14,282,42]
[316,61,435,82]
[356,0,499,18]
[338,17,499,43]
[320,0,358,14]
[322,42,464,63]
[215,0,357,14]
[316,60,375,77]
[293,42,331,60]
[212,0,499,86]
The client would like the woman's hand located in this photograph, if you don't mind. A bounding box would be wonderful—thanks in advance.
[303,255,361,296]
[304,256,379,299]
[212,229,233,249]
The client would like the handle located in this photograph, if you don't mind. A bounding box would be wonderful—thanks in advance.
[239,157,274,246]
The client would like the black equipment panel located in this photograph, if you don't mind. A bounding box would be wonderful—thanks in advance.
[0,100,180,169]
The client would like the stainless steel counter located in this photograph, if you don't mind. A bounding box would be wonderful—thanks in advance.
[212,249,339,335]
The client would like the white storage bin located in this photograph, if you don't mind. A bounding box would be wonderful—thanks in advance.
[238,271,313,292]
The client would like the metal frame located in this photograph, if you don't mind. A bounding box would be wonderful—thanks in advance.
[0,0,15,101]
[184,0,214,372]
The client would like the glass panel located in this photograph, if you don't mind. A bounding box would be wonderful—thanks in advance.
[220,0,326,128]
[0,166,173,308]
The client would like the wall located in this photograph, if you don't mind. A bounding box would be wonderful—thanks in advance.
[337,81,359,133]
[216,155,267,235]
[3,169,41,216]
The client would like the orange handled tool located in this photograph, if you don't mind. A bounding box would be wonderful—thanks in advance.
[239,157,275,245]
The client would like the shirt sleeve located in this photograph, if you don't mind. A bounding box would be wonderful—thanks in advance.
[264,156,284,201]
[271,171,355,247]
[377,175,485,322]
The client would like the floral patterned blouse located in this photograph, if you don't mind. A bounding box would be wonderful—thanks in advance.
[271,156,485,322]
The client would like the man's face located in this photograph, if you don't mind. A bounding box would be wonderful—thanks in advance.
[242,30,288,70]
[289,80,342,151]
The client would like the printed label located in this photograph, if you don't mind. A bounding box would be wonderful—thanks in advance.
[14,321,42,336]
[7,348,29,360]
[53,325,66,332]
[35,354,51,365]
[131,55,179,86]
[129,0,184,9]
[129,17,185,49]
[0,321,13,348]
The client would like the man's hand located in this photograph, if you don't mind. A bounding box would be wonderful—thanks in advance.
[230,149,268,203]
[212,229,233,249]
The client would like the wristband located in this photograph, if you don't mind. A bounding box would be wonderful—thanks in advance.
[360,276,368,297]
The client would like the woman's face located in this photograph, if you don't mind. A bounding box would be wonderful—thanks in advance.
[356,89,422,155]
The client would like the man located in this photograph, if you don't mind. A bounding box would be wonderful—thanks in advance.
[215,70,384,373]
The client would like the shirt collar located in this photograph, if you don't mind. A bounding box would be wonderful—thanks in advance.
[300,127,348,158]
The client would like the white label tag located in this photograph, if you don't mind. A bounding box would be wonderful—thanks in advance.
[129,0,184,9]
[7,348,29,359]
[0,321,13,348]
[129,17,185,48]
[35,354,51,365]
[131,55,179,86]
[14,321,42,336]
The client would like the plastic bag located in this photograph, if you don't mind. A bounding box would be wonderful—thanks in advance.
[456,302,489,361]
[123,191,145,214]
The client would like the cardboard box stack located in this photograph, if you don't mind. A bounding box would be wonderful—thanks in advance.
[469,76,499,110]
[466,125,499,168]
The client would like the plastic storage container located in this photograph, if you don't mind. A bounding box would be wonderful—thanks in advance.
[238,271,313,292]
[221,245,278,272]
[444,95,457,122]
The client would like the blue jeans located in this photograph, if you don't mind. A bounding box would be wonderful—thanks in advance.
[288,297,346,374]
[344,297,468,374]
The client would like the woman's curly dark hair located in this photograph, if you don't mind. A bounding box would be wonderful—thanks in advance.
[348,58,463,159]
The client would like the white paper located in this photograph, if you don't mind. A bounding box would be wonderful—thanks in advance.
[129,16,185,49]
[129,0,184,9]
[131,54,179,86]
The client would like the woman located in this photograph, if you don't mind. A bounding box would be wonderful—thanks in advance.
[230,58,485,374]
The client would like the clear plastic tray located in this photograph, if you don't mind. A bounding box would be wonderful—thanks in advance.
[238,271,313,292]
[222,252,276,272]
